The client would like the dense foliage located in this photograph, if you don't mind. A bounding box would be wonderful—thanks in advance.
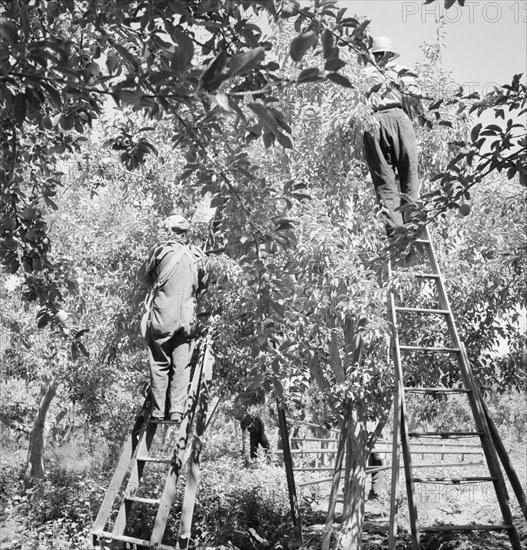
[1,0,525,548]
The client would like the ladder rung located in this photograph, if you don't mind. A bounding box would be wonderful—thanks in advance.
[293,467,334,472]
[413,476,496,483]
[93,530,174,549]
[421,524,512,533]
[399,345,460,353]
[414,273,439,278]
[395,307,449,315]
[125,495,161,505]
[404,387,471,394]
[409,449,482,455]
[409,431,485,438]
[137,456,172,464]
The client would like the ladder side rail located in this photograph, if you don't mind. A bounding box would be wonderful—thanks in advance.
[423,230,522,548]
[112,422,158,536]
[277,401,304,548]
[479,386,527,521]
[388,288,421,550]
[91,393,153,539]
[419,227,473,390]
[460,346,523,549]
[321,403,350,550]
[388,383,402,550]
[150,341,207,546]
[177,339,215,548]
[387,255,406,550]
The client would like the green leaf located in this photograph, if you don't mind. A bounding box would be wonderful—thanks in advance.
[229,47,265,78]
[111,41,139,72]
[37,313,50,328]
[290,31,317,62]
[321,29,334,59]
[470,123,482,142]
[71,341,79,360]
[44,196,59,210]
[0,20,17,44]
[485,124,503,133]
[59,113,74,130]
[297,68,322,83]
[445,0,457,8]
[324,58,346,72]
[106,54,120,74]
[118,89,142,106]
[326,73,353,88]
[13,94,27,124]
[248,102,279,134]
[275,131,293,149]
[77,342,90,357]
[198,50,229,91]
[173,28,195,70]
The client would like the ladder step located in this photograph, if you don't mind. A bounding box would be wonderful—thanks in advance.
[414,239,430,245]
[395,307,449,315]
[409,431,485,438]
[137,456,173,464]
[94,530,175,549]
[414,273,440,279]
[125,495,161,505]
[413,476,496,483]
[400,345,461,353]
[404,387,471,394]
[150,418,181,424]
[421,524,512,533]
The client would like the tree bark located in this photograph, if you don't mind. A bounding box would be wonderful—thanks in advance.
[25,375,58,480]
[337,406,369,550]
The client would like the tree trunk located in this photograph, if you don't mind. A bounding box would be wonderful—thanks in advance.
[25,375,58,480]
[337,409,369,550]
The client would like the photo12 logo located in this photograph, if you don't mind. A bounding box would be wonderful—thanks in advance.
[402,1,527,24]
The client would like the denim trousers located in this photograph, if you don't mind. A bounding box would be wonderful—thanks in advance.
[147,329,195,419]
[363,108,420,228]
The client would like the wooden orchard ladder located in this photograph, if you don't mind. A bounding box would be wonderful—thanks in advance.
[387,226,525,550]
[91,337,215,550]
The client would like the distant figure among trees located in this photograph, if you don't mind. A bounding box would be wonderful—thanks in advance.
[240,414,271,459]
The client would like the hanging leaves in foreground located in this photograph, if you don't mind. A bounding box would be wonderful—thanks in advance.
[290,31,318,62]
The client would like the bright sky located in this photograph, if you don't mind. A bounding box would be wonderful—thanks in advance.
[343,0,527,94]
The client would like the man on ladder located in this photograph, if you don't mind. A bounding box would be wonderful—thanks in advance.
[362,36,422,235]
[139,214,207,423]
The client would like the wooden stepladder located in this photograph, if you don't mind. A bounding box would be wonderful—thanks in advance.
[387,226,526,550]
[91,336,215,550]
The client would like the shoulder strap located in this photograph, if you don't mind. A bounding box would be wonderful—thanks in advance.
[143,244,190,310]
[155,244,191,289]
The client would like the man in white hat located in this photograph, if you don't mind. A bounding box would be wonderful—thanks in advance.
[139,214,206,422]
[362,36,421,234]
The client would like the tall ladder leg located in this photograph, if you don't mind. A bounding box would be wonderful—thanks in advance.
[177,338,215,549]
[277,401,304,548]
[387,262,420,550]
[91,393,153,543]
[112,421,158,536]
[91,339,216,550]
[387,226,523,549]
[388,364,402,549]
[427,229,522,549]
